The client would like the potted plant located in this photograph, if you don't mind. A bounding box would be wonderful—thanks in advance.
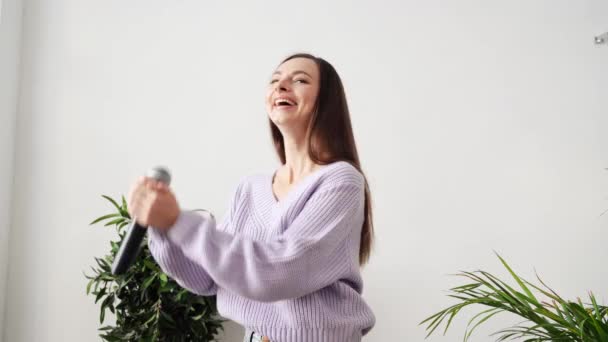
[420,252,608,341]
[85,195,224,341]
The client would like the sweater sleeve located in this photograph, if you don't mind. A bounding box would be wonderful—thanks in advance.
[147,179,245,296]
[147,212,218,296]
[158,176,365,303]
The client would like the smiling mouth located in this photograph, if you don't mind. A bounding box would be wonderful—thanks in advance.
[274,98,297,108]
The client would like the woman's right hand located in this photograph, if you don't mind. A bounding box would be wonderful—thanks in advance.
[127,176,180,230]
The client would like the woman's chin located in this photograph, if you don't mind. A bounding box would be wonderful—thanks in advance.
[269,110,296,123]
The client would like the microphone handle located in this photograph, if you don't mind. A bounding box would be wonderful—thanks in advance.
[111,166,171,275]
[111,220,148,275]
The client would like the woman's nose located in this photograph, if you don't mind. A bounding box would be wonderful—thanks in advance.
[276,80,289,92]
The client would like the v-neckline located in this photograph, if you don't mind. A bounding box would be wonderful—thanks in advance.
[269,161,341,206]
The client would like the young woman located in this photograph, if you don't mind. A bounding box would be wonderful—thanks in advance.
[128,53,376,342]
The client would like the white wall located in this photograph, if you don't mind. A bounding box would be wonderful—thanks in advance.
[4,0,608,341]
[0,0,23,340]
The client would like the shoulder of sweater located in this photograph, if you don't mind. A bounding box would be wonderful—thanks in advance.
[320,161,365,190]
[228,173,262,198]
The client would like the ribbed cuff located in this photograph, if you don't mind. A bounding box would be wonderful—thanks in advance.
[161,210,215,246]
[247,326,362,342]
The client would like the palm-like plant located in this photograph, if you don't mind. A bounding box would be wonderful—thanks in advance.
[85,195,224,341]
[420,252,608,341]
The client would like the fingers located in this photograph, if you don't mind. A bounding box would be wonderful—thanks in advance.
[133,177,168,197]
[129,176,171,210]
[127,177,145,215]
[128,178,151,212]
[145,177,179,229]
[143,177,169,192]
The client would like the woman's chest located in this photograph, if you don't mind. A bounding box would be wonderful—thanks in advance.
[224,174,320,240]
[271,180,295,203]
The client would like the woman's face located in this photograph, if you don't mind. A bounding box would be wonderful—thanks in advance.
[266,57,320,130]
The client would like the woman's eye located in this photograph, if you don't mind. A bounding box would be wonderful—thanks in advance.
[270,79,278,84]
[294,79,308,84]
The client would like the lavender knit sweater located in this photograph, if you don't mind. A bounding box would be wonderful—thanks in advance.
[148,161,376,341]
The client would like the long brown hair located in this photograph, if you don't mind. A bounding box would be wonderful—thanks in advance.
[268,53,375,266]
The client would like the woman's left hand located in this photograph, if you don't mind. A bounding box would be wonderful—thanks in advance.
[127,176,180,230]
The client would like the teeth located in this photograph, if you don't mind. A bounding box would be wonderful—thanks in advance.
[274,98,295,106]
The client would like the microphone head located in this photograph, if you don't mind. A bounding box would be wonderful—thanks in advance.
[146,166,171,185]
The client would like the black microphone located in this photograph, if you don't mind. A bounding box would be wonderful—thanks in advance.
[111,166,172,275]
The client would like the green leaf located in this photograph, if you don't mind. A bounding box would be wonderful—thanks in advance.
[159,273,168,287]
[86,278,95,295]
[465,308,503,341]
[90,213,121,225]
[117,221,129,231]
[142,275,156,291]
[160,310,176,324]
[176,289,187,301]
[95,288,107,303]
[121,195,130,215]
[143,259,158,271]
[104,217,125,227]
[101,195,121,211]
[494,251,537,302]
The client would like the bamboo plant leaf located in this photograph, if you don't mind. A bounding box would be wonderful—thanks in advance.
[420,253,608,342]
[90,213,121,225]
